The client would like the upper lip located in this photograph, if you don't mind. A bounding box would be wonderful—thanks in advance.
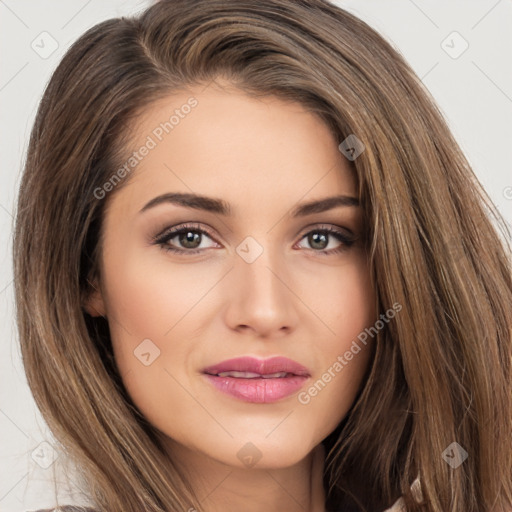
[203,356,310,377]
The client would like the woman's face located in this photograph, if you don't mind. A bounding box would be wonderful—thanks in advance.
[86,81,377,470]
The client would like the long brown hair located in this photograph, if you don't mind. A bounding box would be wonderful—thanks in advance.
[13,1,512,511]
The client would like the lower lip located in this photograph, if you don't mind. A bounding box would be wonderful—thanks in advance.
[203,374,309,403]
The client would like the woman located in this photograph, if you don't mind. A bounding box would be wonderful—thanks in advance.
[15,0,512,511]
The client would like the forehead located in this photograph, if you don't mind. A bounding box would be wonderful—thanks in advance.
[107,82,357,216]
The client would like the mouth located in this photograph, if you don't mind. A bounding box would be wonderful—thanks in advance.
[206,370,295,379]
[202,356,310,403]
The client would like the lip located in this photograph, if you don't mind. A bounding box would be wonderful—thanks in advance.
[202,356,311,403]
[203,356,311,377]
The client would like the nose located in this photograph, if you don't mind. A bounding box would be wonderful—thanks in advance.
[223,244,300,338]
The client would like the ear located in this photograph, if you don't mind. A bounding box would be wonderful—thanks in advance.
[82,278,107,318]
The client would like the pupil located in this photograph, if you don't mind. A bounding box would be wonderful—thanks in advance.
[179,231,201,249]
[310,232,327,250]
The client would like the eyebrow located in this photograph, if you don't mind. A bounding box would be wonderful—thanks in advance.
[139,192,360,217]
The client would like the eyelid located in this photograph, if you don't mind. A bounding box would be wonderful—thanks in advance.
[295,222,355,239]
[151,222,219,245]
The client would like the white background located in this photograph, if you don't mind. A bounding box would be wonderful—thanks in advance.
[1,1,511,510]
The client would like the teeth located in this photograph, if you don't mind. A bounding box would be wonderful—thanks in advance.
[217,371,261,378]
[262,372,288,379]
[217,371,289,379]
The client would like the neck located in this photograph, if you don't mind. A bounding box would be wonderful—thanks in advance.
[164,440,327,512]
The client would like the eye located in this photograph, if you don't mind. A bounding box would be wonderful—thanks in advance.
[152,223,357,256]
[153,223,219,254]
[295,226,356,255]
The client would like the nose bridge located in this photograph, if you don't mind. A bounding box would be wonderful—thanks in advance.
[224,236,299,334]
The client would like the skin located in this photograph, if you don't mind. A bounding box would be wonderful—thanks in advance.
[85,79,377,512]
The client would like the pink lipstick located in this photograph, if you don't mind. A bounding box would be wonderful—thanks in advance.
[202,356,310,403]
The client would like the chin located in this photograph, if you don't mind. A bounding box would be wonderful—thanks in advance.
[217,434,316,470]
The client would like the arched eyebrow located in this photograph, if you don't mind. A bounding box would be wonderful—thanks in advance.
[291,195,360,216]
[140,192,231,215]
[139,192,360,216]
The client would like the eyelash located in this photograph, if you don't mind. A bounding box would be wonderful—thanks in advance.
[152,222,357,256]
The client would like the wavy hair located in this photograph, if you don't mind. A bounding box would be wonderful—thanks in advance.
[13,1,512,511]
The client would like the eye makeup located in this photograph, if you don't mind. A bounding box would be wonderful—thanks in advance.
[150,222,358,256]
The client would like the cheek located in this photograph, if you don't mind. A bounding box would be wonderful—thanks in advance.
[306,254,376,350]
[99,253,201,429]
[99,247,225,411]
[101,247,216,354]
[297,257,376,429]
